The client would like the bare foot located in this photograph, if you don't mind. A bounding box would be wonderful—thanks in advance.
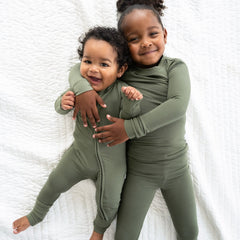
[12,216,30,234]
[89,231,103,240]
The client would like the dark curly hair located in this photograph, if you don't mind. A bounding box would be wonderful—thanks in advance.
[116,0,166,32]
[78,26,131,68]
[117,0,165,15]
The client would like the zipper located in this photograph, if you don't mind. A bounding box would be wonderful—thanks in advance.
[95,137,107,221]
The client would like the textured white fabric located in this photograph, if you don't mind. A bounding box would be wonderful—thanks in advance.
[0,0,239,239]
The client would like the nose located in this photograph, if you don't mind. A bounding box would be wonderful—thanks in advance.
[141,39,152,48]
[89,65,99,73]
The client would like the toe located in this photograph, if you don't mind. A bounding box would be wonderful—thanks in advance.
[12,220,19,229]
[13,228,19,234]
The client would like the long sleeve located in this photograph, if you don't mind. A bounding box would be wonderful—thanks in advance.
[68,63,93,95]
[119,89,142,119]
[124,60,190,139]
[54,89,72,115]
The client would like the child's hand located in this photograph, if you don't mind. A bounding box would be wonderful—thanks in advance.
[93,115,129,147]
[73,90,106,128]
[121,86,143,101]
[61,91,75,110]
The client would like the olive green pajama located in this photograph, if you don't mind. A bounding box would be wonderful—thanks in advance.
[26,69,141,234]
[69,56,198,239]
[115,154,197,240]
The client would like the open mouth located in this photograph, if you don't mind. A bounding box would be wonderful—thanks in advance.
[88,76,102,84]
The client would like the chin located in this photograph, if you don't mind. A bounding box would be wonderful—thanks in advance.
[93,87,102,92]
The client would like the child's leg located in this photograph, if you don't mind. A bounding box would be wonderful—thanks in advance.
[115,174,157,240]
[161,169,198,240]
[93,163,126,235]
[13,145,87,233]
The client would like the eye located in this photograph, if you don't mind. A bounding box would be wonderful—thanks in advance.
[83,60,91,64]
[101,62,109,67]
[150,32,159,37]
[128,37,139,43]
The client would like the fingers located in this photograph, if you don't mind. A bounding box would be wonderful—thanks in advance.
[96,95,107,108]
[93,132,109,139]
[93,131,114,145]
[122,86,142,100]
[106,114,117,122]
[62,100,74,110]
[62,91,75,110]
[80,111,88,127]
[107,140,120,147]
[91,95,106,126]
[65,91,75,97]
[93,125,110,135]
[99,137,113,143]
[72,91,103,127]
[12,216,30,234]
[93,133,113,144]
[73,107,78,120]
[85,109,96,128]
[74,107,99,128]
[133,91,143,100]
[64,92,75,103]
[63,95,75,103]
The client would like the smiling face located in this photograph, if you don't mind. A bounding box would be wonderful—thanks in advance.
[80,38,126,92]
[121,9,167,67]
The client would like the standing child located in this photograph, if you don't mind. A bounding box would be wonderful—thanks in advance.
[12,26,143,240]
[65,1,199,239]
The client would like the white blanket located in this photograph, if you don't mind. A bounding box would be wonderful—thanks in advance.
[0,0,239,239]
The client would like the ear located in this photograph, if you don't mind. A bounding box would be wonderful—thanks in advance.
[163,28,167,44]
[117,63,128,78]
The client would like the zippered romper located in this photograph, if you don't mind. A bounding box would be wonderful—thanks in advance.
[26,64,141,234]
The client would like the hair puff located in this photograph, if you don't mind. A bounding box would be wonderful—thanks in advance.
[116,0,166,16]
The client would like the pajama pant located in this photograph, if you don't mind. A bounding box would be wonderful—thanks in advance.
[115,153,198,240]
[27,142,126,234]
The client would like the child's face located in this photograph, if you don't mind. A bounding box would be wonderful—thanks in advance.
[122,9,167,67]
[80,38,126,92]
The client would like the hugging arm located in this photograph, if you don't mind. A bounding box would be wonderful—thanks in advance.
[124,60,190,138]
[94,86,143,146]
[68,63,106,127]
[94,61,190,146]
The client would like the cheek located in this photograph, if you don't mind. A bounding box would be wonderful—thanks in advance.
[128,45,138,57]
[80,66,86,76]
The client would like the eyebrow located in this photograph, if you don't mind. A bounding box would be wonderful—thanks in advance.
[126,26,161,37]
[83,56,112,63]
[148,26,161,30]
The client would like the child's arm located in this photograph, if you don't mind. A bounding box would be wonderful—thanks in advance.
[68,63,106,126]
[96,85,143,145]
[119,86,143,119]
[93,60,190,146]
[55,90,75,115]
[124,60,190,139]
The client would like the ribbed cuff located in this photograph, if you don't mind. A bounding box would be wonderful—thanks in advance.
[26,199,51,226]
[124,119,135,139]
[124,116,148,139]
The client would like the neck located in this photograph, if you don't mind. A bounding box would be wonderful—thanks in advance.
[134,55,163,68]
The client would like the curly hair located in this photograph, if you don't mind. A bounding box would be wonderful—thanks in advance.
[78,26,131,68]
[117,0,166,32]
[116,0,166,16]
